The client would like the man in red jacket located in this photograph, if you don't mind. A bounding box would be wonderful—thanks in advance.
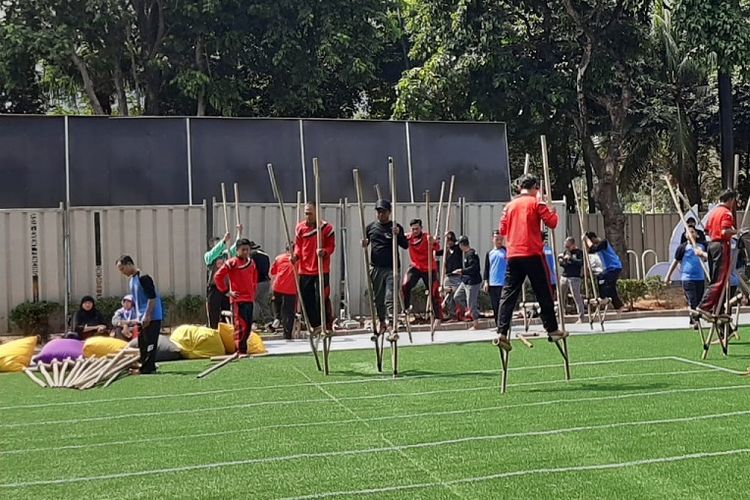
[697,189,738,317]
[495,174,566,350]
[403,218,442,330]
[293,203,335,334]
[271,247,297,340]
[214,238,258,355]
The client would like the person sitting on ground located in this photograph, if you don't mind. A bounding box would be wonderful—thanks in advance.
[452,236,482,330]
[584,232,624,311]
[666,227,707,329]
[67,295,108,340]
[111,294,140,340]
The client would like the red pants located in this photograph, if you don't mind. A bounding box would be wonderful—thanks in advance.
[699,241,732,314]
[232,301,254,354]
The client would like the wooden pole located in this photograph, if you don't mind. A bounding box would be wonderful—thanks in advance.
[572,179,596,328]
[267,163,321,371]
[664,176,711,281]
[221,183,229,235]
[354,168,382,372]
[24,368,47,388]
[389,157,400,376]
[233,182,240,232]
[426,190,435,338]
[541,135,570,381]
[197,352,239,379]
[313,158,332,375]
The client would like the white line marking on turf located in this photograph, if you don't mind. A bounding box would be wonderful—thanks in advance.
[669,356,746,375]
[292,366,466,499]
[3,409,749,489]
[0,369,729,454]
[0,356,677,412]
[280,448,750,499]
[0,368,714,430]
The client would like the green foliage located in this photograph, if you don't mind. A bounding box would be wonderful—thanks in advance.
[644,276,667,305]
[161,295,206,326]
[9,301,63,341]
[617,279,648,309]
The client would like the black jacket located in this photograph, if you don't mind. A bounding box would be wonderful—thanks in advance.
[366,220,408,268]
[461,249,482,285]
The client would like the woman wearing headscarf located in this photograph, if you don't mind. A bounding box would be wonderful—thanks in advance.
[68,295,108,340]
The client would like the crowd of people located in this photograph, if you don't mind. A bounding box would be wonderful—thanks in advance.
[66,175,748,375]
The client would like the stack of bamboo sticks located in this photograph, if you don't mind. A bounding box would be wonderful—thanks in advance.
[24,348,140,390]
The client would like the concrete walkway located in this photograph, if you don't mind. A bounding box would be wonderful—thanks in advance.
[263,312,750,356]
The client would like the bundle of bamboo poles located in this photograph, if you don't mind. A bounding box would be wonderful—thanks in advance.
[24,348,141,390]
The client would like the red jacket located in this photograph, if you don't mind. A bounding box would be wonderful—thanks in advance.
[705,205,735,243]
[294,220,335,276]
[214,256,258,303]
[407,232,440,272]
[271,253,297,295]
[499,194,558,259]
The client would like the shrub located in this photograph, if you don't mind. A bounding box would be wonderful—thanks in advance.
[617,279,648,309]
[10,301,63,342]
[644,276,667,306]
[170,295,207,325]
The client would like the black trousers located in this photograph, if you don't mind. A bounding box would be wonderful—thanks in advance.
[699,241,731,313]
[682,280,705,311]
[299,274,333,329]
[401,267,442,320]
[138,320,161,374]
[598,270,624,310]
[497,256,557,335]
[489,285,503,327]
[206,285,230,329]
[273,291,296,339]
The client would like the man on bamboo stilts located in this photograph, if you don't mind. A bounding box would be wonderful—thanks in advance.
[696,189,738,318]
[494,174,566,350]
[362,200,408,338]
[402,218,443,331]
[293,203,336,335]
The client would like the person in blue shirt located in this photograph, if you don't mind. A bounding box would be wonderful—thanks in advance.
[116,255,164,374]
[483,231,508,327]
[667,227,706,328]
[584,232,624,310]
[543,232,557,292]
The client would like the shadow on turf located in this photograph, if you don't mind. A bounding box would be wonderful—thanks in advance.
[528,382,670,393]
[332,369,498,380]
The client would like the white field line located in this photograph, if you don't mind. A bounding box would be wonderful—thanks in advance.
[0,370,714,457]
[292,367,465,499]
[281,448,750,500]
[0,368,714,430]
[0,356,677,412]
[2,409,749,490]
[669,356,747,375]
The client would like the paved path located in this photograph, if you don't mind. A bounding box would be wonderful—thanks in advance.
[263,312,750,356]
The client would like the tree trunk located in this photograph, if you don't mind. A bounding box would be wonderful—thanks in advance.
[596,172,629,278]
[719,68,734,189]
[195,36,206,116]
[71,50,106,115]
[113,63,129,116]
[583,154,596,213]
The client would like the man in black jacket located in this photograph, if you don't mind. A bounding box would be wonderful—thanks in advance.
[452,236,482,330]
[362,200,409,335]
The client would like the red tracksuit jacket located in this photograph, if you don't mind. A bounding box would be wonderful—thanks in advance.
[271,253,297,295]
[214,256,258,303]
[499,194,558,259]
[294,220,335,276]
[407,232,440,273]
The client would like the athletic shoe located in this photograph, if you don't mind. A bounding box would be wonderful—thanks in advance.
[492,334,512,351]
[271,319,281,329]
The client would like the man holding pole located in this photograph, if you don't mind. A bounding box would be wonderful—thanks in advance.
[494,174,566,350]
[293,202,336,334]
[697,189,738,317]
[204,224,242,329]
[402,218,442,330]
[362,199,408,335]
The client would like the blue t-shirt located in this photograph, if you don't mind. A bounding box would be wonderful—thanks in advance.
[129,273,164,322]
[544,245,557,285]
[674,243,705,282]
[591,240,622,273]
[487,247,508,286]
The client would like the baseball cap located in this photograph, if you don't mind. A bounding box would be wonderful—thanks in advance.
[375,199,392,211]
[247,241,261,250]
[458,235,469,245]
[122,294,134,303]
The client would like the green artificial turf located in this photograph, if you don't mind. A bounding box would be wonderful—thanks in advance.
[2,329,750,499]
